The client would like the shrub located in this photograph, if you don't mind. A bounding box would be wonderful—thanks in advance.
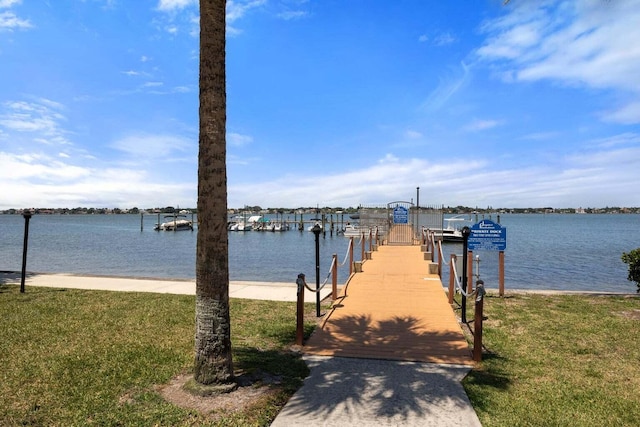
[621,248,640,293]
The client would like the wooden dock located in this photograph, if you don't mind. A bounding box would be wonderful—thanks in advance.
[303,244,473,365]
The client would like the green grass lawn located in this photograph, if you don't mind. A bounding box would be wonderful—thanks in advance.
[462,293,640,427]
[0,285,319,426]
[2,284,639,426]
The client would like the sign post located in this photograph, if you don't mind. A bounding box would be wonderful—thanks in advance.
[468,219,506,251]
[468,219,507,296]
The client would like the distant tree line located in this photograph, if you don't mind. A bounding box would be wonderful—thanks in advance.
[2,205,639,215]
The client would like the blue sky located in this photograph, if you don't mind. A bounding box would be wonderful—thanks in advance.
[1,0,639,210]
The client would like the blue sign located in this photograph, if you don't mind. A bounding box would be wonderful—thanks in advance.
[393,206,408,224]
[468,219,507,251]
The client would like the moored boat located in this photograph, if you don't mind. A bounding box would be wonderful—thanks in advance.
[154,215,194,231]
[425,216,469,242]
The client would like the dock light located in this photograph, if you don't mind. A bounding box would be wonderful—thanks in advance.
[20,210,33,293]
[312,223,322,317]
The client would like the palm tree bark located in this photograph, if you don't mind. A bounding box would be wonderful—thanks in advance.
[194,0,234,385]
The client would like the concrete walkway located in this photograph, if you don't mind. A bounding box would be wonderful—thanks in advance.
[0,271,331,302]
[271,356,480,427]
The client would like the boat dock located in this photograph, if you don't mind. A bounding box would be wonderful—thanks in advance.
[272,239,481,426]
[303,243,472,365]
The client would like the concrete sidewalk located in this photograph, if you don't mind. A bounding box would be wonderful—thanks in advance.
[271,356,481,427]
[0,271,333,302]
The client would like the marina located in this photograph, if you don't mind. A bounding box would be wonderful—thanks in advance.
[1,212,639,293]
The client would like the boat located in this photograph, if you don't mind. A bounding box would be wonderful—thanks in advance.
[307,222,323,232]
[425,216,469,242]
[342,223,366,237]
[154,215,194,231]
[273,222,289,232]
[228,214,257,231]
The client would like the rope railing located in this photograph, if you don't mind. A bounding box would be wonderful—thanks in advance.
[295,230,372,344]
[438,239,449,266]
[450,255,477,298]
[446,253,487,361]
[338,238,353,267]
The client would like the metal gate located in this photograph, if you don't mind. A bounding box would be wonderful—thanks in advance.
[357,202,444,246]
[386,201,415,245]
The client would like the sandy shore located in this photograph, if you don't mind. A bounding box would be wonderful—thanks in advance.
[0,271,336,302]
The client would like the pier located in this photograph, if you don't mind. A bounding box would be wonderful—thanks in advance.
[303,241,473,365]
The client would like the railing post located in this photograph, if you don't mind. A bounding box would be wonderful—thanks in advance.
[361,233,365,261]
[429,233,435,261]
[368,229,373,252]
[448,254,456,304]
[332,254,338,300]
[473,280,486,362]
[437,240,443,277]
[295,274,305,345]
[349,237,354,275]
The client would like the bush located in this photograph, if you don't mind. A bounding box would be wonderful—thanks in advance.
[621,248,640,293]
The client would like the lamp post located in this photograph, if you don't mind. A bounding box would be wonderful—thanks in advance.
[416,186,420,236]
[20,210,32,293]
[312,223,322,317]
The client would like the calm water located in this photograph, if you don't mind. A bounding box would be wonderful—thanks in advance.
[1,213,638,292]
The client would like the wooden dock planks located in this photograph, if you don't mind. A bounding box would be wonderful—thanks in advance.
[304,245,473,365]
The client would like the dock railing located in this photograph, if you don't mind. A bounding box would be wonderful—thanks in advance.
[448,253,486,361]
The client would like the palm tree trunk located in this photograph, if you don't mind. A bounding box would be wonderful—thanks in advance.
[194,0,234,385]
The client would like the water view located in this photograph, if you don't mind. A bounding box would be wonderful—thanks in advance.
[1,213,638,293]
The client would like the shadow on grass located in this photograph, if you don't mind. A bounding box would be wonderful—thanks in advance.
[462,353,512,413]
[0,271,40,293]
[233,347,309,391]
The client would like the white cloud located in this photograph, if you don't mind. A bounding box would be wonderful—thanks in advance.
[0,150,196,209]
[277,10,307,20]
[226,0,267,35]
[0,0,22,8]
[157,0,196,12]
[422,62,471,111]
[110,133,193,159]
[0,0,31,31]
[0,99,71,145]
[227,0,266,23]
[433,32,456,46]
[228,132,253,147]
[405,130,423,139]
[0,152,89,182]
[464,118,502,132]
[226,142,640,209]
[600,101,640,125]
[0,10,31,31]
[519,131,562,141]
[477,0,640,94]
[586,132,640,149]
